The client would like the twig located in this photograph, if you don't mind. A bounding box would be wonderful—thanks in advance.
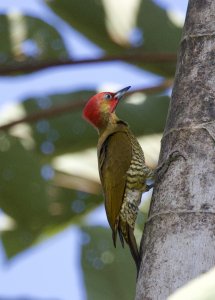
[53,172,101,195]
[0,53,177,75]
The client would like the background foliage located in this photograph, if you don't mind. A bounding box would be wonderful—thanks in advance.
[0,0,185,299]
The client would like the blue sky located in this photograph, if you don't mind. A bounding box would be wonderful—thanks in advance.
[0,0,188,299]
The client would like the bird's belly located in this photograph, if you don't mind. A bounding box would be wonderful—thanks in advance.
[119,187,142,229]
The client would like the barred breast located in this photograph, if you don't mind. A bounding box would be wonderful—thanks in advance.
[119,131,153,233]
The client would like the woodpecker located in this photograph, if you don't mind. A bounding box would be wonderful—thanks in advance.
[83,86,154,271]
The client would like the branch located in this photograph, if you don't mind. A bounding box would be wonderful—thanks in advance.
[0,53,177,75]
[53,172,101,195]
[0,79,173,131]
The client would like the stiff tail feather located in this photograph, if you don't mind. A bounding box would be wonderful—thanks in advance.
[117,219,140,273]
[127,224,141,273]
[112,226,125,248]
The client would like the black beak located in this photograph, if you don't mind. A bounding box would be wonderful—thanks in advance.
[115,86,131,100]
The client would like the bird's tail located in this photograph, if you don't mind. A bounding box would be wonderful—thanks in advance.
[127,224,141,272]
[118,220,141,273]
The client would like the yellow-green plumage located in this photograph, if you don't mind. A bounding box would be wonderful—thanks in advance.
[83,86,153,271]
[98,119,153,270]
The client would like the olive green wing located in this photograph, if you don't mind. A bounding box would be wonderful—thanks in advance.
[98,131,132,241]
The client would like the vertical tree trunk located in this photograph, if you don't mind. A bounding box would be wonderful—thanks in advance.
[136,0,215,299]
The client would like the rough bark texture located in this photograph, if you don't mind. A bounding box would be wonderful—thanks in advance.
[136,0,215,299]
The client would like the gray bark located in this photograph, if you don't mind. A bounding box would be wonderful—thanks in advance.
[136,0,215,299]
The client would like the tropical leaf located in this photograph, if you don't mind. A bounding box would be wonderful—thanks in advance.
[47,0,182,76]
[0,134,102,258]
[0,14,68,69]
[81,226,136,300]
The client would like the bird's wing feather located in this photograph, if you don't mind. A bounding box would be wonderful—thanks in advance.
[98,131,132,232]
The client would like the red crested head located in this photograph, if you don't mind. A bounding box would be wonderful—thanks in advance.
[82,86,130,129]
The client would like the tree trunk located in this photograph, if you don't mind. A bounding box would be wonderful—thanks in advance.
[136,0,215,299]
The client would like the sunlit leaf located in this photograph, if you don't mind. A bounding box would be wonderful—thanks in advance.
[47,0,181,76]
[46,0,121,53]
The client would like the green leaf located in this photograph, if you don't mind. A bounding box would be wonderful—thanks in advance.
[136,0,182,75]
[0,133,102,258]
[47,0,181,76]
[0,14,68,68]
[0,134,49,228]
[46,0,121,54]
[121,94,170,135]
[0,15,12,63]
[46,185,102,228]
[1,187,102,258]
[81,226,136,300]
[22,91,96,157]
[1,228,41,259]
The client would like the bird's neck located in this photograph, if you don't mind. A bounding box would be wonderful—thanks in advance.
[98,113,120,135]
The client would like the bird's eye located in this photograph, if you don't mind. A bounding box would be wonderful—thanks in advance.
[104,94,112,100]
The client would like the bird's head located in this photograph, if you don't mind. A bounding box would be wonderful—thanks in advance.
[83,86,130,129]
